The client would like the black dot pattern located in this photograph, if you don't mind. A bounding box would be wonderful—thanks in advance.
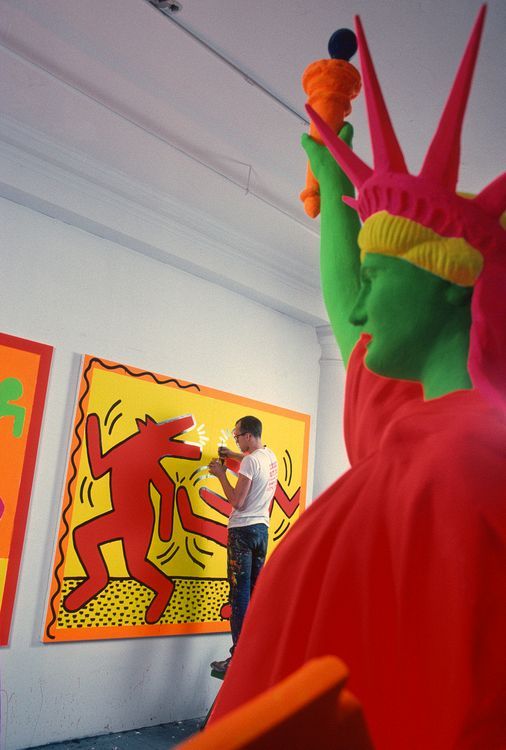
[58,577,230,629]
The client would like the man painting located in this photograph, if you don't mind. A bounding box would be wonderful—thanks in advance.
[208,416,278,673]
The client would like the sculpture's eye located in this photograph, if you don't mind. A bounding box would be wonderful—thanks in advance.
[360,267,377,287]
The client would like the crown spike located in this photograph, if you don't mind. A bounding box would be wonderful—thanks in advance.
[354,15,408,174]
[420,5,487,189]
[474,172,506,220]
[305,104,373,187]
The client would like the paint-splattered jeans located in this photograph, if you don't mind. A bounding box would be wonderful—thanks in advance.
[228,523,268,651]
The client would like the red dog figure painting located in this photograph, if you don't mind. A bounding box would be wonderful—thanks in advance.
[64,413,204,624]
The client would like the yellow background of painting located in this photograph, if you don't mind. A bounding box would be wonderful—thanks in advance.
[62,365,308,582]
[0,559,7,612]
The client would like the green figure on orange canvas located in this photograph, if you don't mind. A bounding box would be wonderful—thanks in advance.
[0,377,26,438]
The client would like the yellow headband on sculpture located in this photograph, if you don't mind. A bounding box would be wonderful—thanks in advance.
[358,212,484,287]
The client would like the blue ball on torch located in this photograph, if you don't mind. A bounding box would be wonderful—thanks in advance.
[328,28,357,61]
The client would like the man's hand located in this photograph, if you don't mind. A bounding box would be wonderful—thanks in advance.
[218,446,243,462]
[208,461,252,510]
[209,458,226,479]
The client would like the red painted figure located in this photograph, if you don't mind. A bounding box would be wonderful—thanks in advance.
[64,413,215,624]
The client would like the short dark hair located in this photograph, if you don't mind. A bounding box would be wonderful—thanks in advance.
[236,415,262,439]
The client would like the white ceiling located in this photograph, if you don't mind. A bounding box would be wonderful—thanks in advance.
[0,0,504,325]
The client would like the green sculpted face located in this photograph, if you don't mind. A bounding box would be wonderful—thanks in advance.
[349,253,473,397]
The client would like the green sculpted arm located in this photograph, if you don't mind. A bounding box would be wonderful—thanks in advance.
[302,124,362,365]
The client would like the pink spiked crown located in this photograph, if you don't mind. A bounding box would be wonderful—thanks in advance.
[306,6,506,260]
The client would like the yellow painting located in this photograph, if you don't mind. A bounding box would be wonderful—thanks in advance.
[44,355,310,641]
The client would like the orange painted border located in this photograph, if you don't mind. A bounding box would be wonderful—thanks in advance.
[0,332,53,646]
[47,619,230,643]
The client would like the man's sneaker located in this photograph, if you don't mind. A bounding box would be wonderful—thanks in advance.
[210,656,231,674]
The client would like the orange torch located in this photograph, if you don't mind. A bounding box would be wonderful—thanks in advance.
[300,28,361,219]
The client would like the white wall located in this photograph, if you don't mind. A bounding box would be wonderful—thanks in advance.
[313,327,349,497]
[0,196,322,750]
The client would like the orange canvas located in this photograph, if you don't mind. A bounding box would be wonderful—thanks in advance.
[0,332,52,646]
[44,355,309,642]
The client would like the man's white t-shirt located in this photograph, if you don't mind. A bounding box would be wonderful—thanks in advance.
[228,447,278,529]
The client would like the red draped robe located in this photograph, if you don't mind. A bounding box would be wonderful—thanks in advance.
[209,335,506,749]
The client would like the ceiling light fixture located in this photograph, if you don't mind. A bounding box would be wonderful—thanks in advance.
[148,0,182,14]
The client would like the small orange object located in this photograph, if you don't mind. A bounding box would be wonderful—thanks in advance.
[301,59,361,218]
[177,656,374,749]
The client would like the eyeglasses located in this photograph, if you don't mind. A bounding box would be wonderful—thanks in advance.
[233,432,247,443]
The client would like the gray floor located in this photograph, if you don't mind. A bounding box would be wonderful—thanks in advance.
[26,719,205,750]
